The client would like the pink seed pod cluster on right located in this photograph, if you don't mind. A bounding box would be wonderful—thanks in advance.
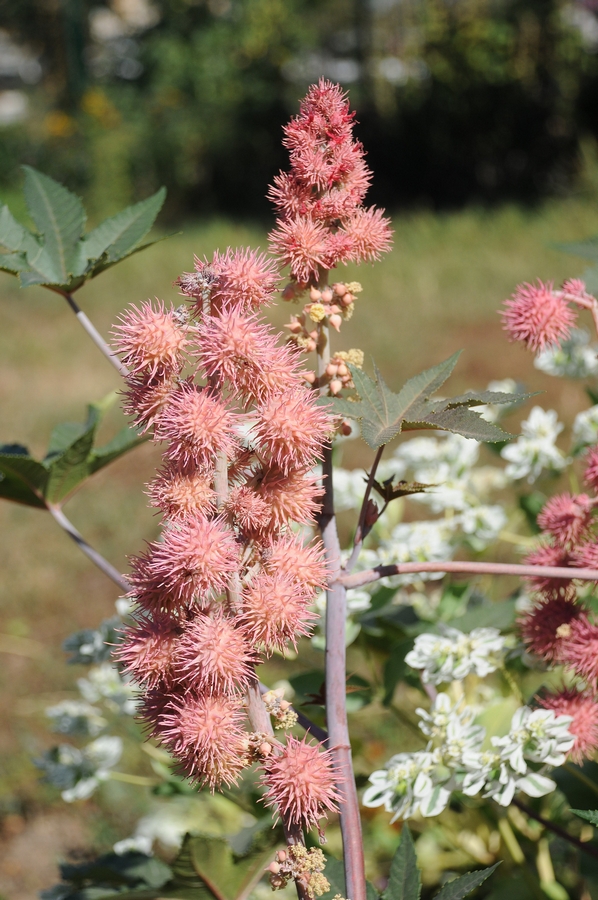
[519,448,598,762]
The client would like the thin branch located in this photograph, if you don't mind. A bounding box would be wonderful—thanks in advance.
[318,315,367,900]
[258,683,328,745]
[340,560,598,590]
[48,504,130,593]
[344,445,384,575]
[511,797,598,862]
[63,292,129,378]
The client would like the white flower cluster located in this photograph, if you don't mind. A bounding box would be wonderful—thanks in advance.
[363,693,574,820]
[500,406,568,482]
[573,404,598,449]
[37,735,123,803]
[404,626,507,684]
[535,328,598,379]
[40,602,137,803]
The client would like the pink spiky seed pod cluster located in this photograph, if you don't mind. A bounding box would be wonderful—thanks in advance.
[501,278,597,353]
[112,207,338,826]
[518,452,598,760]
[268,79,392,397]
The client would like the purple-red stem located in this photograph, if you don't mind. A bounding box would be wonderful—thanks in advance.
[340,560,598,590]
[344,444,384,575]
[318,314,367,900]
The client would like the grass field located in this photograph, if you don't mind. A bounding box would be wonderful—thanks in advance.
[2,191,598,895]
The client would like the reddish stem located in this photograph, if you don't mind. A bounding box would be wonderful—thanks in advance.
[340,560,598,590]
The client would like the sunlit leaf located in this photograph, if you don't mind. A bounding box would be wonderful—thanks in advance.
[22,166,85,283]
[81,187,166,266]
[331,354,516,450]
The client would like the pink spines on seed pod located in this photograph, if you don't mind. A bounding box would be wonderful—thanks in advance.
[225,484,271,535]
[252,466,324,530]
[147,463,217,519]
[501,280,577,352]
[537,492,594,549]
[155,380,238,469]
[175,609,256,695]
[341,206,393,263]
[267,171,312,220]
[539,687,598,764]
[183,248,279,314]
[562,278,591,301]
[253,388,334,474]
[572,540,598,570]
[122,374,177,434]
[138,685,181,740]
[160,692,248,789]
[196,309,302,400]
[261,735,341,831]
[558,615,598,688]
[523,542,575,596]
[127,555,181,617]
[115,612,182,689]
[130,514,240,610]
[240,571,317,654]
[584,446,598,492]
[263,533,328,592]
[283,80,355,151]
[268,215,331,284]
[518,594,583,661]
[113,300,189,378]
[211,247,279,310]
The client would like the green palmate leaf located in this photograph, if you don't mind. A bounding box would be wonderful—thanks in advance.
[0,202,40,256]
[572,809,598,826]
[81,187,166,267]
[383,826,421,900]
[172,833,275,900]
[22,166,85,283]
[0,251,29,273]
[40,851,174,900]
[0,397,144,509]
[433,863,500,899]
[553,237,598,262]
[332,354,518,449]
[0,444,49,508]
[87,232,176,282]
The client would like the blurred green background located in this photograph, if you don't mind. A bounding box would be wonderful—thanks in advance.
[4,0,598,896]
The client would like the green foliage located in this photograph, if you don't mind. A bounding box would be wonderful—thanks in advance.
[433,865,501,900]
[40,850,172,900]
[0,167,166,293]
[331,353,525,450]
[383,826,421,900]
[0,395,144,508]
[572,808,598,826]
[375,828,499,900]
[41,832,278,900]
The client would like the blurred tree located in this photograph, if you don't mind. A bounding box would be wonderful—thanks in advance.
[0,0,597,214]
